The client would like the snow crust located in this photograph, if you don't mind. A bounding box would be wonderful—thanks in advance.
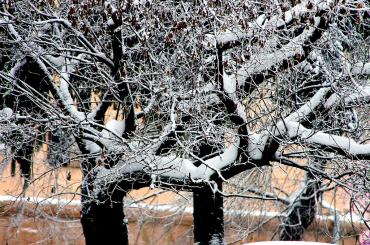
[104,119,126,137]
[286,88,330,122]
[351,62,370,75]
[223,72,237,94]
[0,107,13,120]
[276,121,370,157]
[83,119,126,154]
[324,86,370,109]
[95,137,240,185]
[247,133,269,160]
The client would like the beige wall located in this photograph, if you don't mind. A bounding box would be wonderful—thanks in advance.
[0,143,366,244]
[0,209,362,245]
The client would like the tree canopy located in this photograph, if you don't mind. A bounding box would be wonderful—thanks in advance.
[0,0,369,244]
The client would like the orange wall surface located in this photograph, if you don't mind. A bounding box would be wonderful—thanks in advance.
[0,143,366,244]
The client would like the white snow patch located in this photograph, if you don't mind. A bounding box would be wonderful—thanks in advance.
[284,10,293,23]
[236,18,319,83]
[248,133,269,160]
[344,86,370,105]
[83,139,101,154]
[324,93,341,109]
[203,34,217,48]
[104,119,126,137]
[107,18,114,26]
[95,137,240,184]
[324,86,370,109]
[286,87,330,122]
[351,62,370,75]
[256,14,266,27]
[279,121,370,157]
[21,228,38,234]
[223,72,236,94]
[276,18,285,27]
[0,107,13,120]
[0,195,81,207]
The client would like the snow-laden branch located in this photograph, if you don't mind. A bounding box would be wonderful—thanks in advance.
[35,57,85,121]
[94,136,240,187]
[50,47,114,69]
[3,15,85,121]
[351,62,370,76]
[81,119,127,154]
[245,82,368,161]
[222,72,248,123]
[286,87,331,121]
[275,121,370,159]
[221,16,326,97]
[324,85,370,109]
[246,85,332,160]
[238,17,324,87]
[215,0,333,49]
[0,108,13,121]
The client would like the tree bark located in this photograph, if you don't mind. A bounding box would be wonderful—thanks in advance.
[80,162,128,245]
[81,187,128,245]
[279,172,321,241]
[193,181,225,245]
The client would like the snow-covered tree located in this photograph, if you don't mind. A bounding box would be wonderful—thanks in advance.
[0,0,369,244]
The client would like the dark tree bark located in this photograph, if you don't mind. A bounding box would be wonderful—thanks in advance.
[193,181,225,245]
[78,149,129,245]
[279,172,321,241]
[81,186,128,245]
[16,146,33,190]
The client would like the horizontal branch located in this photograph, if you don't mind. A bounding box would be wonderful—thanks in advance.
[324,85,370,109]
[93,136,240,188]
[276,121,370,159]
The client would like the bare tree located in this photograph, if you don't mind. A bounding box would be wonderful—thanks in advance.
[0,0,369,244]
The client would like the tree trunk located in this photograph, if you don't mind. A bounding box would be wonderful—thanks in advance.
[279,172,321,241]
[193,181,225,245]
[81,178,128,245]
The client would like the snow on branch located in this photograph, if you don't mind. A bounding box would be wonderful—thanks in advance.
[94,136,240,187]
[286,87,331,122]
[246,86,332,161]
[81,119,127,154]
[2,16,85,121]
[236,17,324,87]
[351,62,370,76]
[36,58,85,121]
[324,86,370,109]
[0,108,13,121]
[222,72,248,123]
[216,0,333,50]
[52,47,114,68]
[276,121,370,159]
[248,82,368,161]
